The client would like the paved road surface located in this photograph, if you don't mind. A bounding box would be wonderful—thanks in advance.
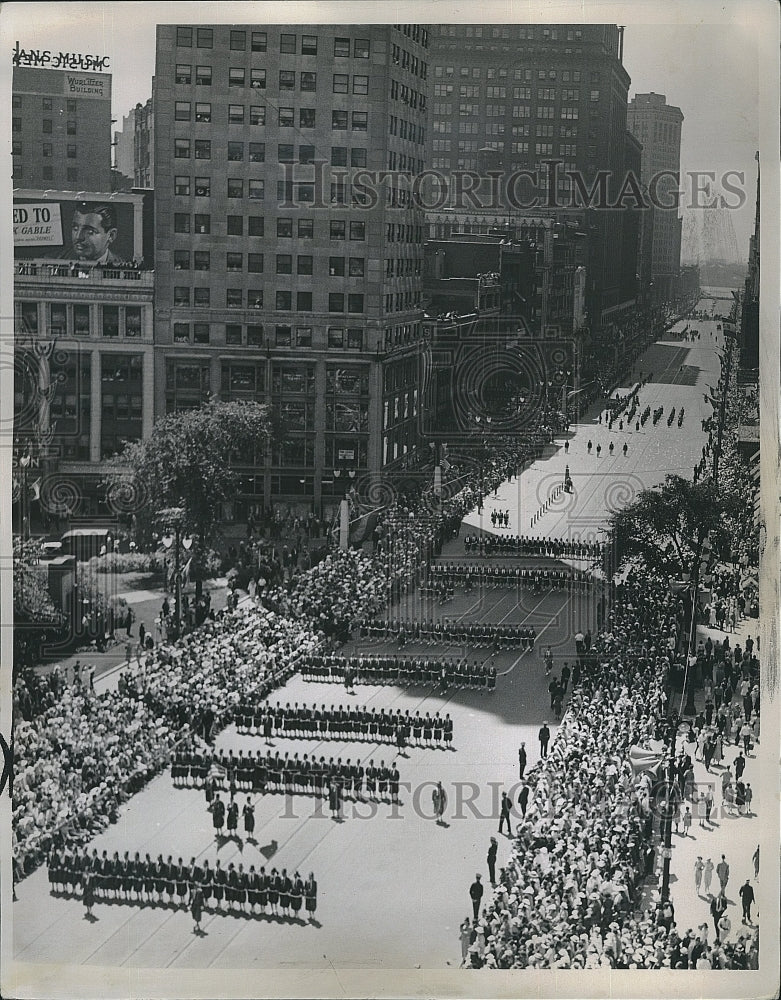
[16,300,757,971]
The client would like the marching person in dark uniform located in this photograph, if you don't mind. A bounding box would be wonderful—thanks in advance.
[190,882,204,933]
[212,860,226,912]
[176,857,188,907]
[267,868,280,915]
[329,778,342,819]
[290,871,304,921]
[212,794,225,838]
[165,855,177,905]
[518,743,527,779]
[226,797,239,839]
[82,869,96,918]
[242,797,256,841]
[304,872,317,922]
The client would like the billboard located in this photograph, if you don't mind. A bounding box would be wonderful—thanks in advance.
[13,196,137,262]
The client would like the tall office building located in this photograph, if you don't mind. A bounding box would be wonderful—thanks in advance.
[153,24,430,522]
[627,92,684,300]
[12,65,112,191]
[427,24,637,335]
[115,94,156,189]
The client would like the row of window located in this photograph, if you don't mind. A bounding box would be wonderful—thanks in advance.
[434,86,599,103]
[172,106,369,131]
[171,321,368,350]
[389,78,426,111]
[11,118,78,134]
[436,25,583,40]
[433,138,579,156]
[174,67,373,96]
[390,42,427,79]
[172,288,369,315]
[394,24,428,48]
[431,102,583,121]
[173,213,367,240]
[12,164,79,182]
[433,65,594,84]
[385,150,424,173]
[17,302,144,338]
[173,252,367,277]
[12,96,78,111]
[172,143,369,173]
[387,115,425,145]
[176,26,371,58]
[12,142,79,157]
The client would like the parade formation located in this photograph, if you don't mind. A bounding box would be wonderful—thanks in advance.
[11,294,764,974]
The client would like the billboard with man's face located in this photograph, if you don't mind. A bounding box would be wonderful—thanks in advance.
[13,195,137,262]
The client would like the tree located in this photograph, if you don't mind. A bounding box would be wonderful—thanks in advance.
[103,399,271,567]
[606,474,736,581]
[13,537,63,674]
[14,537,61,624]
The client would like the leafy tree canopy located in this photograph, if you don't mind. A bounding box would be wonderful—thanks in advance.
[607,474,740,580]
[103,399,271,549]
[14,537,61,624]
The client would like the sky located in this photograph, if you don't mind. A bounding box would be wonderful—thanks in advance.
[2,1,768,253]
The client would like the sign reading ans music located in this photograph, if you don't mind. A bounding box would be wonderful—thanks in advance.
[12,40,110,71]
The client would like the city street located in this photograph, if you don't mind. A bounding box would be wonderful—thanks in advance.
[13,300,754,971]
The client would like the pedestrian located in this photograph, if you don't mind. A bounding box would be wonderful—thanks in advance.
[498,791,512,836]
[518,743,527,779]
[682,806,692,837]
[596,444,601,457]
[704,788,713,825]
[703,857,714,896]
[518,781,529,817]
[538,721,551,758]
[694,856,704,895]
[697,791,707,827]
[739,879,755,924]
[622,442,628,456]
[717,911,731,944]
[752,844,759,879]
[734,751,746,781]
[715,855,729,894]
[469,873,483,922]
[487,837,498,885]
[459,917,472,967]
[433,781,447,825]
[710,892,727,940]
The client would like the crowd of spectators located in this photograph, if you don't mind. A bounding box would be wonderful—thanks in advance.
[467,563,760,970]
[12,604,322,881]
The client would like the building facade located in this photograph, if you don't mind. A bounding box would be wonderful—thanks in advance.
[153,23,431,520]
[115,95,156,189]
[13,190,153,520]
[426,24,637,334]
[12,66,112,191]
[627,92,684,300]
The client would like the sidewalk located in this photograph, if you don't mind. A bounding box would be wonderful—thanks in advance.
[33,576,231,689]
[655,615,761,943]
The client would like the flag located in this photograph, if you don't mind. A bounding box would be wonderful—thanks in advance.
[629,744,666,778]
[207,762,226,780]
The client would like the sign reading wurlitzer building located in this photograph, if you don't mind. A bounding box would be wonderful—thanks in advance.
[12,40,110,70]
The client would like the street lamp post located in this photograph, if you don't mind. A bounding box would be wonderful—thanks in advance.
[660,712,679,901]
[157,505,187,635]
